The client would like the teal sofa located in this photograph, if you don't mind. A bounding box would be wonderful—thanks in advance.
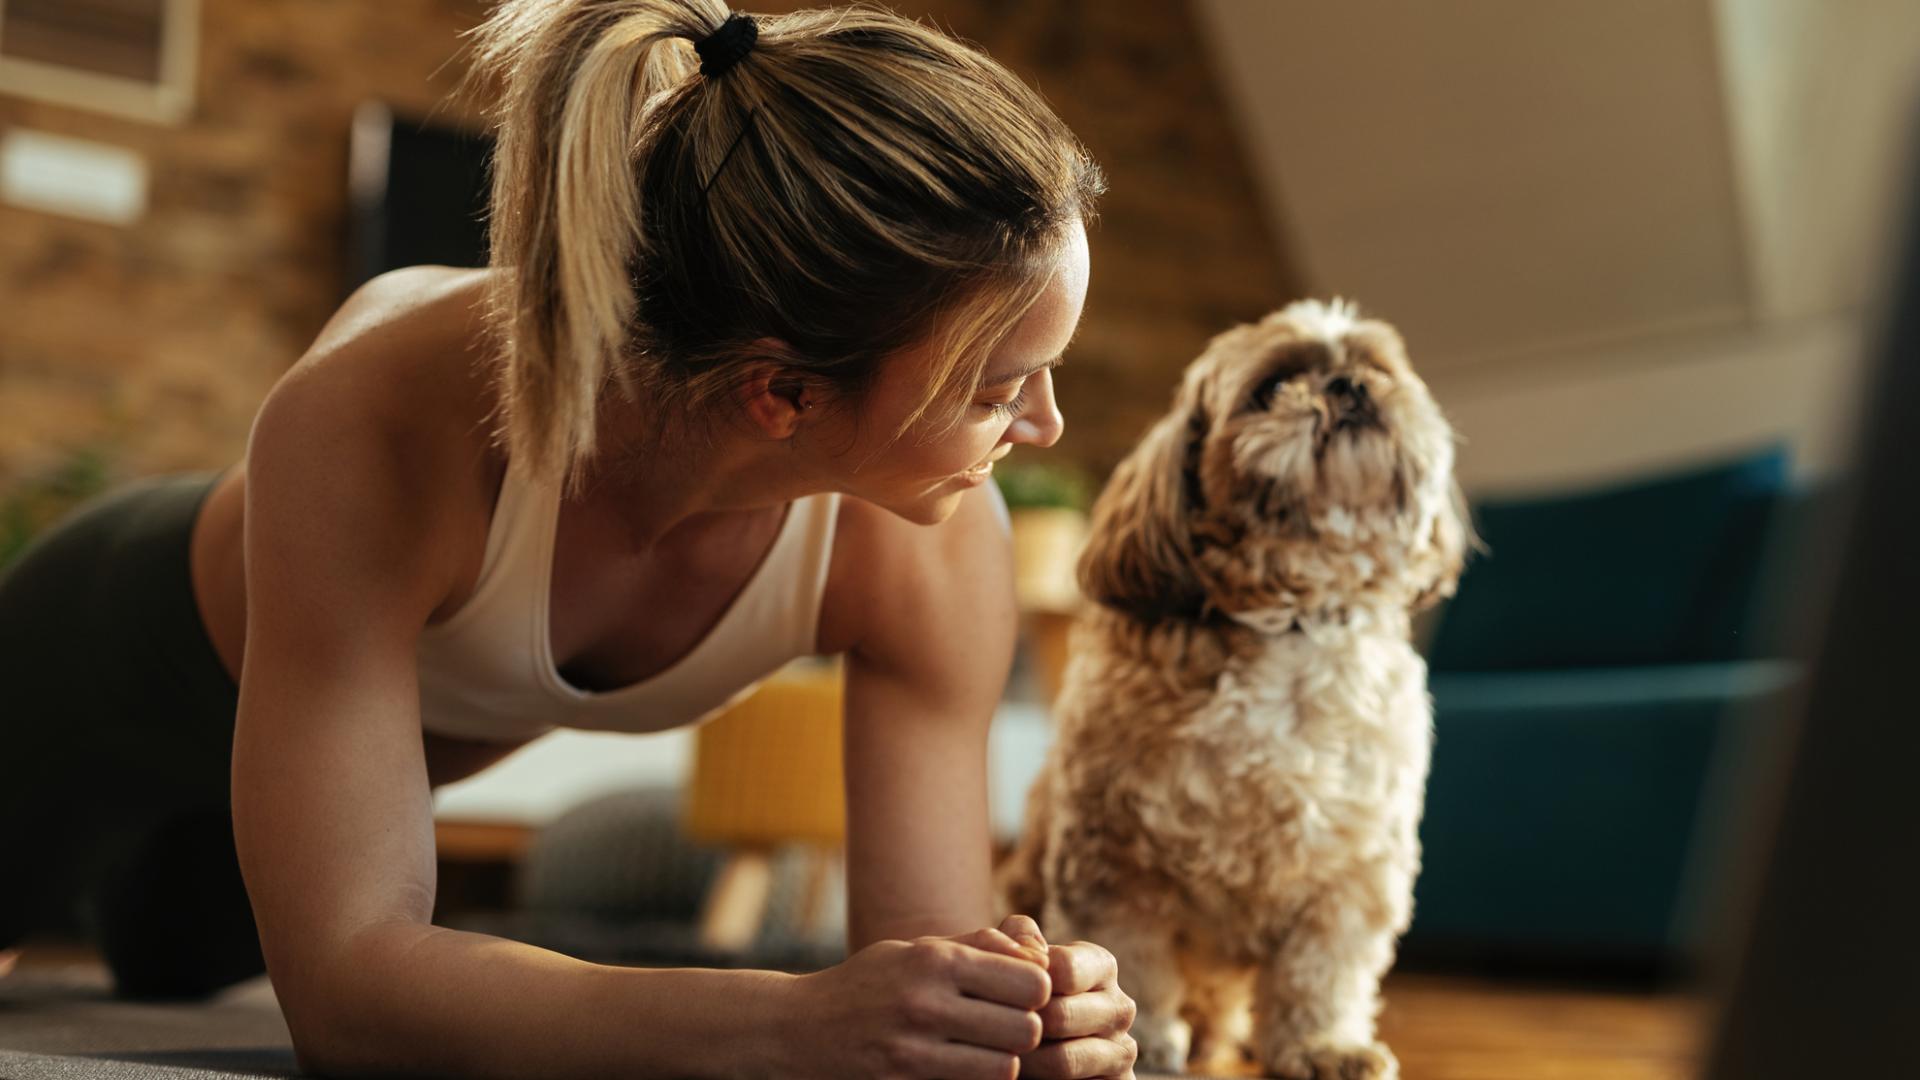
[1407,447,1828,970]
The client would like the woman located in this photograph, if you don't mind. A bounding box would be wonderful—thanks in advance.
[0,1,1140,1077]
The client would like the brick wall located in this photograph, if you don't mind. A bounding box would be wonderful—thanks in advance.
[0,0,1295,489]
[0,0,488,485]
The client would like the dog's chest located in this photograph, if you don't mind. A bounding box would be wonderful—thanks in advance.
[1116,631,1434,895]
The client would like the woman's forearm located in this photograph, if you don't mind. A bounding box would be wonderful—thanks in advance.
[856,907,990,949]
[301,921,797,1079]
[847,897,996,953]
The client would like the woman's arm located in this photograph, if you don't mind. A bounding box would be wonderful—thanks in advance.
[836,484,1020,950]
[233,324,795,1079]
[829,486,1140,1079]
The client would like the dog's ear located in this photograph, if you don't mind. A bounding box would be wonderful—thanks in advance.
[1410,477,1478,612]
[1078,391,1211,621]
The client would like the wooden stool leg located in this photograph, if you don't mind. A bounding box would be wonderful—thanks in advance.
[699,849,775,951]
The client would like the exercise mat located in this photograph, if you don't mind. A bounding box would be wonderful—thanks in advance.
[1,960,1213,1078]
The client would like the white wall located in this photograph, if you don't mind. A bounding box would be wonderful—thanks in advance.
[1715,0,1920,322]
[1429,313,1869,497]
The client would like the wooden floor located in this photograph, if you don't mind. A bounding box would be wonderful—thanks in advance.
[1377,973,1702,1080]
[1133,971,1703,1079]
[3,943,1704,1078]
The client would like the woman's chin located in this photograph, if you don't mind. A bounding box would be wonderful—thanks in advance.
[874,481,972,526]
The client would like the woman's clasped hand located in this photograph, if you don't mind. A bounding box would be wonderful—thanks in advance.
[784,914,1139,1079]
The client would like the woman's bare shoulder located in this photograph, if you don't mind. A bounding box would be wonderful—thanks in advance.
[254,267,505,509]
[244,266,507,614]
[290,265,501,444]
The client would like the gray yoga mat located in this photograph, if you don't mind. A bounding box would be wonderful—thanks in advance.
[0,964,295,1077]
[1,963,1208,1079]
[0,1049,299,1079]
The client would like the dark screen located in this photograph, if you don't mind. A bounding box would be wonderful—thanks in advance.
[1701,102,1920,1078]
[347,108,494,293]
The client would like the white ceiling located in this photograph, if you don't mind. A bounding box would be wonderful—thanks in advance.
[1193,0,1920,375]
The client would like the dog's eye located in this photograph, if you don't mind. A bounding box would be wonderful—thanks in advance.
[1248,367,1305,412]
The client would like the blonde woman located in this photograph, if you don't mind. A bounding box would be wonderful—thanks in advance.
[0,1,1138,1077]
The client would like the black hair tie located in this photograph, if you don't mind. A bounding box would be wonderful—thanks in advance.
[695,13,758,78]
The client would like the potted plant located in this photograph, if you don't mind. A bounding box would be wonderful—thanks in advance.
[994,458,1095,614]
[0,443,117,572]
[993,459,1098,707]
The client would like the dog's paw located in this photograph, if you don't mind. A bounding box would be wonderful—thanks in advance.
[1132,1010,1195,1074]
[1261,1039,1398,1080]
[1189,1037,1256,1076]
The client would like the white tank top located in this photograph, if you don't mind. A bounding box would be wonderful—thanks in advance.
[414,450,840,743]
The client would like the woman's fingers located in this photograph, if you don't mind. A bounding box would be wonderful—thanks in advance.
[999,912,1047,949]
[1037,984,1136,1040]
[909,1037,1026,1080]
[1047,940,1118,996]
[961,923,1048,969]
[918,928,1137,1077]
[949,944,1053,1010]
[933,991,1047,1053]
[1020,1031,1139,1079]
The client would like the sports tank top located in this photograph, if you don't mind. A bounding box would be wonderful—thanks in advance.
[414,451,840,743]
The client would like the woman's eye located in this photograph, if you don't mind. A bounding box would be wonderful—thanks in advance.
[981,387,1029,419]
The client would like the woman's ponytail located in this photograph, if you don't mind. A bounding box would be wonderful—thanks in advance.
[465,0,727,494]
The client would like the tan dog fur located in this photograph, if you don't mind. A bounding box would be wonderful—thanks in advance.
[998,300,1471,1078]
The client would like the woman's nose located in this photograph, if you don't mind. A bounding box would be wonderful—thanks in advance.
[1010,369,1064,449]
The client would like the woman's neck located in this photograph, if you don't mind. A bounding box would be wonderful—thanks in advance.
[569,387,821,553]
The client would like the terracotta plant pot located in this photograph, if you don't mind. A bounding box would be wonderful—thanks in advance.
[1009,506,1087,615]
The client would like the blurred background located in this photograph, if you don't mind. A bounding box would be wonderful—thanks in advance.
[3,1,1917,1075]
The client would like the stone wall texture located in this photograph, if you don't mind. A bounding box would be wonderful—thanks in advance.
[0,0,1296,490]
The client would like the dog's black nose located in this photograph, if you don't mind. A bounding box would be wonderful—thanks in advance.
[1326,376,1376,429]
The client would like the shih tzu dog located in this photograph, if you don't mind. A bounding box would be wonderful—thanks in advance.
[998,299,1471,1078]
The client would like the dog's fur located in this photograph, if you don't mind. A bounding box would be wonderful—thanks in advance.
[998,300,1471,1078]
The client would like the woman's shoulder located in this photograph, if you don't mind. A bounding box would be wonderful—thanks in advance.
[298,266,498,428]
[246,266,508,615]
[266,265,503,467]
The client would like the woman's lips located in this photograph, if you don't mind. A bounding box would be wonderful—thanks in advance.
[955,459,995,486]
[955,451,1009,485]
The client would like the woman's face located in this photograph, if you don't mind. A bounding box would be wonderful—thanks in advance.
[814,219,1090,525]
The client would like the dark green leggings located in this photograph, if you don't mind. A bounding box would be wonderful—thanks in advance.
[0,468,266,999]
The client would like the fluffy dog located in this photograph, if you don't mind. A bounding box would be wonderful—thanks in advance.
[998,299,1471,1078]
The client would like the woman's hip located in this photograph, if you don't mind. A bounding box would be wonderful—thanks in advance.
[0,467,241,803]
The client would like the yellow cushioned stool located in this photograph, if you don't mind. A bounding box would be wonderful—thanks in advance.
[684,659,844,950]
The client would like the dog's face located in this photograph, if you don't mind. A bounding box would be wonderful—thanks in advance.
[1080,299,1470,627]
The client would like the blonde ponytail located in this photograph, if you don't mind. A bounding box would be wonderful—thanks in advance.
[466,0,726,493]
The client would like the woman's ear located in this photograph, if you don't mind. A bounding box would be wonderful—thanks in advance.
[1077,389,1211,621]
[733,339,814,439]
